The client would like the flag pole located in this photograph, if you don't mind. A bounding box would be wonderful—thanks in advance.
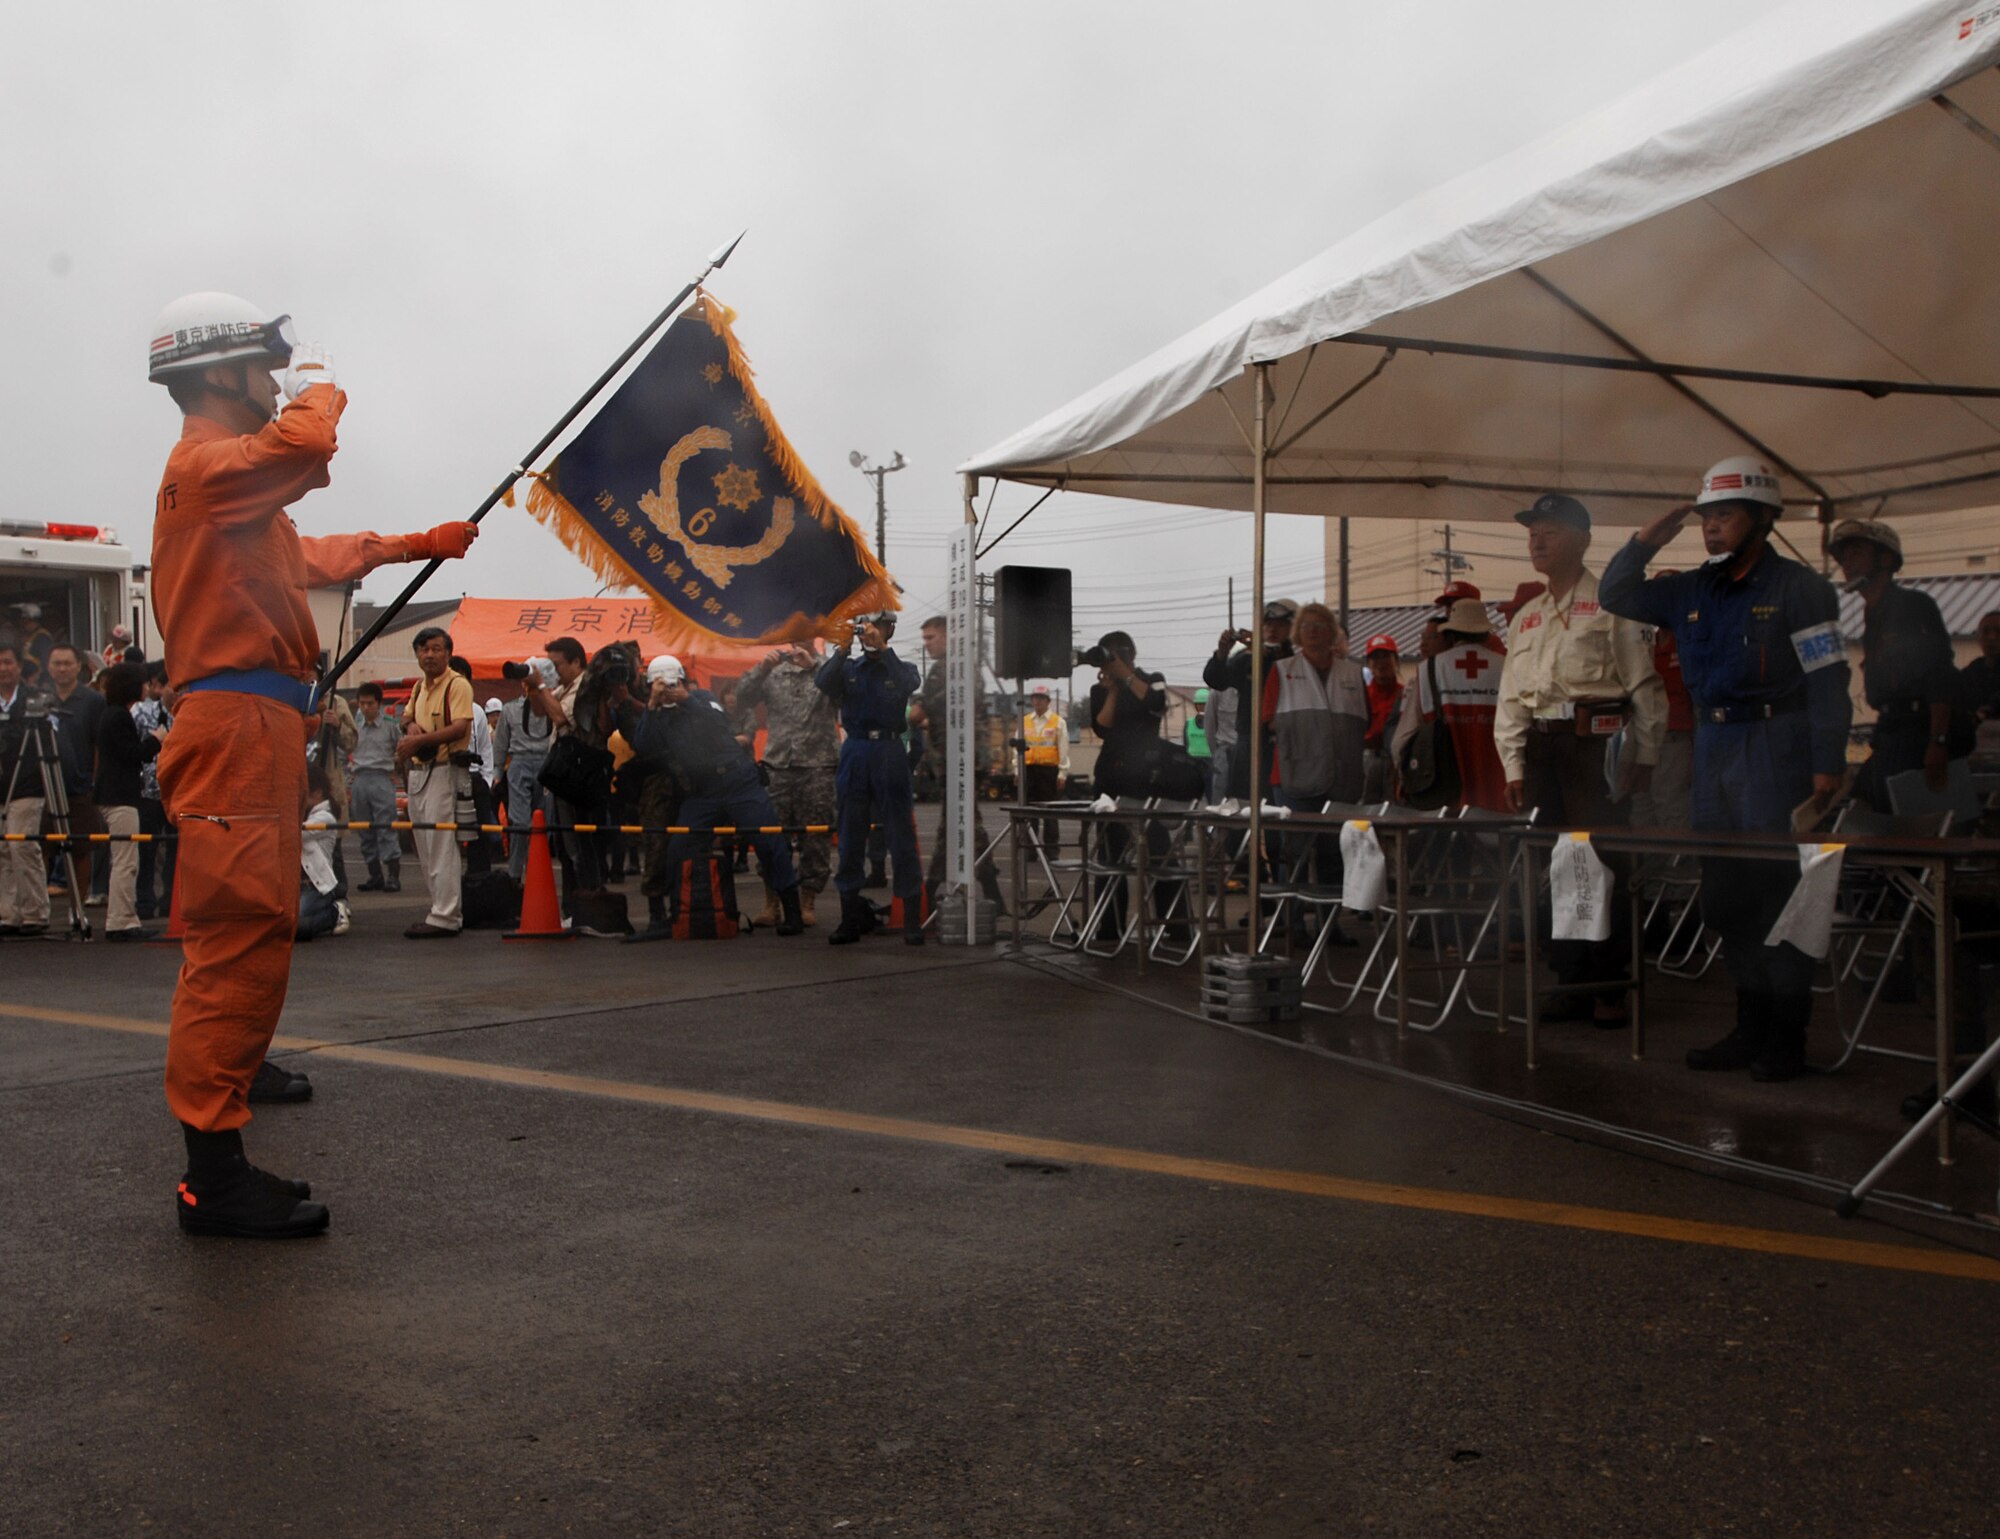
[321,230,748,693]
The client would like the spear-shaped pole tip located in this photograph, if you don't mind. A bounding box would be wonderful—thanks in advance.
[706,229,748,272]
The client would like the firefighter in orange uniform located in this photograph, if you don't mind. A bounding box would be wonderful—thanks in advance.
[148,292,478,1238]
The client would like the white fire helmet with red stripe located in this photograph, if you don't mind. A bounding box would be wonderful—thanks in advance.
[147,292,296,383]
[1695,456,1785,512]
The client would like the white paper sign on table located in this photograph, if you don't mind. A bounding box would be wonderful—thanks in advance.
[1340,820,1387,913]
[1765,842,1846,960]
[1549,832,1613,943]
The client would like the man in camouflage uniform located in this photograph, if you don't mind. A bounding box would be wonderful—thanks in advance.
[736,642,838,926]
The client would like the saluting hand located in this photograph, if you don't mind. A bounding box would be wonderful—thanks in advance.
[1636,503,1696,549]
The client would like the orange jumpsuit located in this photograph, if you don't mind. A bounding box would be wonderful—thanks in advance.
[152,386,423,1131]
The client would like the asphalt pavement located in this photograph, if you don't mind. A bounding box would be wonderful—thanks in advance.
[2,882,1996,1537]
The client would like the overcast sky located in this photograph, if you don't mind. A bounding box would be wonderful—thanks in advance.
[5,0,1790,683]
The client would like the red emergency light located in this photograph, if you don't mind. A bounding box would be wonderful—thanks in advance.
[0,519,105,541]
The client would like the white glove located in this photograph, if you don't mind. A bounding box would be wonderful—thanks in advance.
[283,343,337,400]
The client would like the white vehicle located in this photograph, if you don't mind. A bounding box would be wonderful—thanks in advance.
[0,519,355,683]
[0,520,146,683]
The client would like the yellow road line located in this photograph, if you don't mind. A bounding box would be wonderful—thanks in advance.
[8,1000,1998,1284]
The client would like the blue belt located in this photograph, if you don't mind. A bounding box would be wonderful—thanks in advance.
[182,669,319,714]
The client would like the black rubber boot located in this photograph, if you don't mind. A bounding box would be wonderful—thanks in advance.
[384,861,401,893]
[1902,1073,2000,1124]
[905,911,926,946]
[775,886,804,937]
[248,1057,312,1104]
[1751,992,1811,1083]
[177,1127,327,1239]
[829,893,868,945]
[358,861,385,892]
[862,866,888,890]
[624,894,672,942]
[1687,989,1767,1072]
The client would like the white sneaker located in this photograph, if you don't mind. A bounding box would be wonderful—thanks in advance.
[333,900,352,936]
[84,894,107,908]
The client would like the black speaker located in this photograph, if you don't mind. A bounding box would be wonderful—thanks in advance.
[994,565,1073,680]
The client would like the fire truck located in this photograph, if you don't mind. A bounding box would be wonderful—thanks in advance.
[1,519,354,683]
[0,520,151,682]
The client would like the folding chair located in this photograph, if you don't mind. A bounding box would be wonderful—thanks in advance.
[1278,801,1381,977]
[1044,803,1110,950]
[1375,805,1531,1031]
[1139,799,1207,966]
[1077,797,1154,959]
[1303,806,1455,1017]
[1817,806,1953,1072]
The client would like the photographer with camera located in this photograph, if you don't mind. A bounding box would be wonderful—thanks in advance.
[1203,599,1298,801]
[526,635,607,907]
[496,658,558,882]
[396,627,474,938]
[816,611,924,945]
[616,655,804,936]
[1086,631,1174,945]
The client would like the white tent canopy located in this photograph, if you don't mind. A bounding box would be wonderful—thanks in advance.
[960,0,2000,528]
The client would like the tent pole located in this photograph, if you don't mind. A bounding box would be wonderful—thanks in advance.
[1246,362,1271,949]
[1338,517,1350,637]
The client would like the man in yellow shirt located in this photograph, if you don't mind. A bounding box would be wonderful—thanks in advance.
[397,626,475,938]
[1021,684,1069,857]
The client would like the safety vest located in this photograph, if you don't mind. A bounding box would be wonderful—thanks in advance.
[1024,709,1064,766]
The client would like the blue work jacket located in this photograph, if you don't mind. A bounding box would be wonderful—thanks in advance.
[814,646,919,741]
[1601,537,1851,777]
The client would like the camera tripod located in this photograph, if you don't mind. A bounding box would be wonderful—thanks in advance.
[2,708,91,939]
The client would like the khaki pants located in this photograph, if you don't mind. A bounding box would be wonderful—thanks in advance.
[102,803,142,934]
[409,762,464,931]
[2,796,49,927]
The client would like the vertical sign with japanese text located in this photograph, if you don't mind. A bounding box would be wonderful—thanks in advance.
[945,524,976,921]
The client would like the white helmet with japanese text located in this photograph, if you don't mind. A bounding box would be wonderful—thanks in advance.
[147,292,296,383]
[1695,456,1785,514]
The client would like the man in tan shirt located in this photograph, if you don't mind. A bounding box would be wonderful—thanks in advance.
[397,626,475,938]
[1495,493,1665,1025]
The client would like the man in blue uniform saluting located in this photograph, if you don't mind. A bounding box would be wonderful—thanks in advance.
[1601,456,1851,1082]
[816,611,925,946]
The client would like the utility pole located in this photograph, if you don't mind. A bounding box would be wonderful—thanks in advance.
[1424,523,1473,589]
[848,449,906,562]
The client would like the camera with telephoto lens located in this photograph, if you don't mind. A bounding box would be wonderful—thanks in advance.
[1074,644,1110,669]
[599,656,633,689]
[501,660,532,681]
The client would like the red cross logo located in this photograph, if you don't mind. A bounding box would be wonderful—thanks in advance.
[1453,650,1493,680]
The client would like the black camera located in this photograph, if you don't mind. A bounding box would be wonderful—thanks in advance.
[501,660,531,681]
[599,658,634,688]
[1075,644,1110,669]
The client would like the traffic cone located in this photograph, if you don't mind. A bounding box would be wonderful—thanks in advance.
[149,858,187,945]
[503,809,575,942]
[888,887,931,930]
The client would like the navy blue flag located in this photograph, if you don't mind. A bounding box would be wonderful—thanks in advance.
[523,294,894,648]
